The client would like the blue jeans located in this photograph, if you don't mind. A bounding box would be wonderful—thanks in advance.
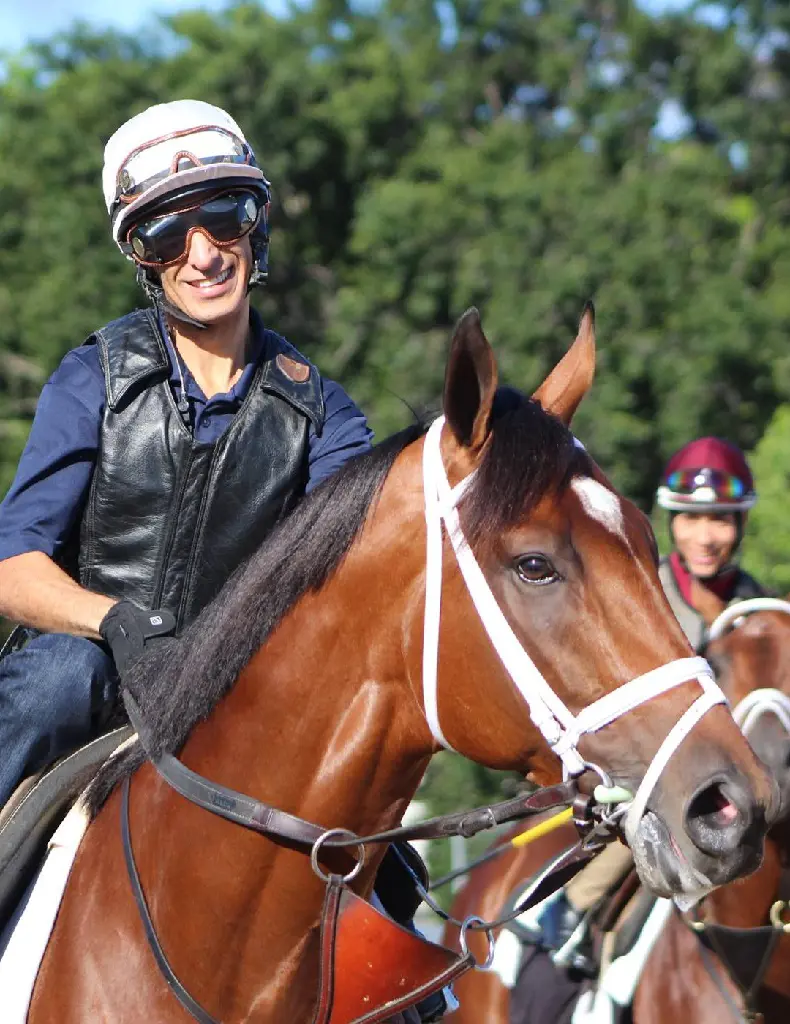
[0,631,116,807]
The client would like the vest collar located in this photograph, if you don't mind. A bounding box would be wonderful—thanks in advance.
[96,309,170,411]
[95,307,325,434]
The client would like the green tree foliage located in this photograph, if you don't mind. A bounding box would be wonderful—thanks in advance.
[742,405,790,595]
[1,0,790,818]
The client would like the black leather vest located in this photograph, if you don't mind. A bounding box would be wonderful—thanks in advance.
[77,309,325,631]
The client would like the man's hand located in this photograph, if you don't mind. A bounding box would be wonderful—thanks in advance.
[99,601,176,675]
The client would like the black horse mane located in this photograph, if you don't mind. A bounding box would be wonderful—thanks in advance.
[87,389,586,814]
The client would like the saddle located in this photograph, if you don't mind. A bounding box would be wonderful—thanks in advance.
[0,726,133,932]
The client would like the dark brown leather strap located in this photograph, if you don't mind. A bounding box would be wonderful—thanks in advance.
[121,776,219,1024]
[595,867,641,934]
[393,838,599,934]
[123,689,577,851]
[312,877,345,1024]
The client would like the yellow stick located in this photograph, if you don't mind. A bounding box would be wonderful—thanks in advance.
[511,807,574,848]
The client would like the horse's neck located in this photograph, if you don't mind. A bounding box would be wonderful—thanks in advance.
[180,554,432,866]
[164,448,433,875]
[125,479,434,1015]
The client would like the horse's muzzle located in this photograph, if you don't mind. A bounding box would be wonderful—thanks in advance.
[630,766,779,899]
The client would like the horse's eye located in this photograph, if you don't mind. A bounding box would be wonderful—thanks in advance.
[515,554,560,586]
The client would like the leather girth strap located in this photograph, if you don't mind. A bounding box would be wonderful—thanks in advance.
[313,880,474,1024]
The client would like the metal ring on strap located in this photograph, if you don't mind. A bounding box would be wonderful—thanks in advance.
[459,914,496,969]
[310,828,366,884]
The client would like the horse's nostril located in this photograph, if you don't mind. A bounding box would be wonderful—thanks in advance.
[687,782,740,831]
[684,774,754,856]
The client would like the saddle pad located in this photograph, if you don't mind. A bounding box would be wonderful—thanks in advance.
[0,726,133,931]
[571,897,674,1024]
[0,802,89,1023]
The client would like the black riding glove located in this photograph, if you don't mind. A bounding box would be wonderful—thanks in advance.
[99,601,176,675]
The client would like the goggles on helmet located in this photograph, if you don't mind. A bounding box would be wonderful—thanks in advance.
[666,468,746,501]
[113,126,255,208]
[656,466,757,512]
[124,190,264,268]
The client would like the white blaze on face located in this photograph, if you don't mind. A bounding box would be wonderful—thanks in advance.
[571,477,626,540]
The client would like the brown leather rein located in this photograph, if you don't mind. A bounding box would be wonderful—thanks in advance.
[120,690,612,1023]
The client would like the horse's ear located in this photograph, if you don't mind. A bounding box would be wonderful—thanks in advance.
[532,302,595,425]
[443,308,498,451]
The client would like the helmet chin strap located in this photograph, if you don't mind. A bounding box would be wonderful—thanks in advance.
[137,266,209,331]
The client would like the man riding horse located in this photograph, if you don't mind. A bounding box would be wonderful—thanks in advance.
[0,99,453,1021]
[0,98,372,802]
[532,435,768,977]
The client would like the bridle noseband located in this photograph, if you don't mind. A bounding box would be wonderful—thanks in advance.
[422,416,726,845]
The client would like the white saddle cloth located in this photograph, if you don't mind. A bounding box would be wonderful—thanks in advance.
[0,802,88,1023]
[489,889,673,1024]
[571,897,673,1024]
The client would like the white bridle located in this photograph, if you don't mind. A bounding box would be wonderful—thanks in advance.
[421,416,726,845]
[709,598,790,740]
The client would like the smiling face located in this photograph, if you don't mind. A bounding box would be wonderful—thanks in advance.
[671,511,739,578]
[158,229,253,326]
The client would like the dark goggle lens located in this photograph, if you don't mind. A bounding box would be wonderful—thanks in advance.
[128,192,261,265]
[665,468,746,500]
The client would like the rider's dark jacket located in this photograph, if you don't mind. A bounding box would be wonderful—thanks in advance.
[658,556,766,652]
[73,309,325,632]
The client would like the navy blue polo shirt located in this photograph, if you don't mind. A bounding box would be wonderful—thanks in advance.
[0,317,373,564]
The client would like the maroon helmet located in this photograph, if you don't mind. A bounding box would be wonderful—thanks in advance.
[656,437,756,513]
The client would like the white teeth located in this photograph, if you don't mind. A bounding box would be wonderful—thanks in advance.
[195,266,233,288]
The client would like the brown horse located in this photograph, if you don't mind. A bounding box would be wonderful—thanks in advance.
[444,598,790,1024]
[634,599,790,1024]
[25,308,777,1022]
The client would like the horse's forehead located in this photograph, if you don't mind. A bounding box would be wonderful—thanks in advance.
[570,476,626,540]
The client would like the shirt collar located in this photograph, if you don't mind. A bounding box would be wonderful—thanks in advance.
[158,310,265,403]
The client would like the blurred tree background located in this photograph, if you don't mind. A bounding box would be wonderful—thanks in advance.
[1,0,790,866]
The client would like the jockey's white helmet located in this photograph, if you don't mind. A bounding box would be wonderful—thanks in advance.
[103,99,269,249]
